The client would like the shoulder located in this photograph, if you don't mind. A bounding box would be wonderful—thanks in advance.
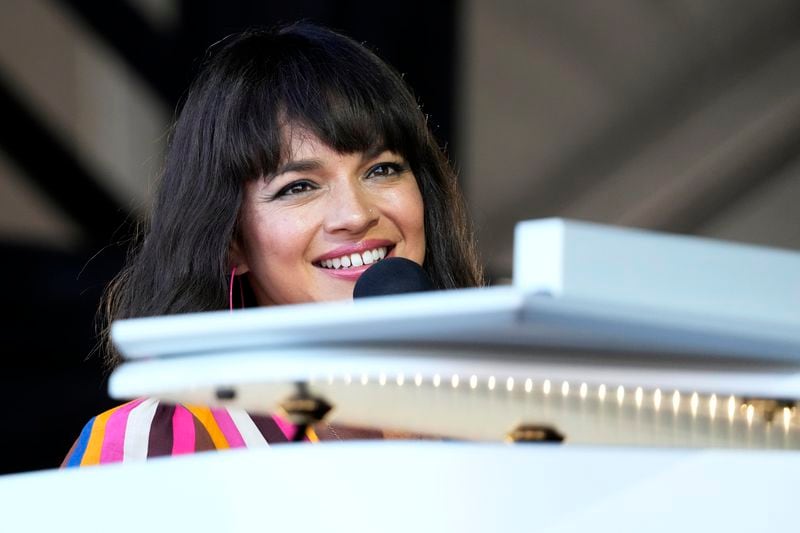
[61,399,297,467]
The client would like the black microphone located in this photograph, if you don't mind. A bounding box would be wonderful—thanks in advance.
[353,257,433,298]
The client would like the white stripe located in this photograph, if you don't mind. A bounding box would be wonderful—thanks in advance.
[227,408,269,448]
[122,397,159,462]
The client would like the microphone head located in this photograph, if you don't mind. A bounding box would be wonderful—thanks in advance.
[353,257,433,299]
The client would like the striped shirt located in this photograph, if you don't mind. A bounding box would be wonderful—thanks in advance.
[61,398,297,467]
[62,398,383,468]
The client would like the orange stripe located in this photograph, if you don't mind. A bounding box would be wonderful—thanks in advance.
[184,404,229,449]
[80,404,125,466]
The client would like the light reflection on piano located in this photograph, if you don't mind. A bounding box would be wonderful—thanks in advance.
[306,370,800,448]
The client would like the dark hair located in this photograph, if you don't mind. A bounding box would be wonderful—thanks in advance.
[103,22,483,367]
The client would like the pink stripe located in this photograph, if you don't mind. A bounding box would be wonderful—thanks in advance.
[273,414,308,441]
[99,398,145,464]
[171,405,196,455]
[211,408,245,448]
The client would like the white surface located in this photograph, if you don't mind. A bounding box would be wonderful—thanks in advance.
[109,346,800,401]
[109,346,800,445]
[3,443,800,532]
[112,286,523,358]
[112,284,800,363]
[514,218,800,327]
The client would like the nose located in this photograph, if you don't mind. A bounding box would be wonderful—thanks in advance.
[322,180,379,235]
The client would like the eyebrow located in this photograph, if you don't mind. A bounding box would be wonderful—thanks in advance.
[266,144,393,182]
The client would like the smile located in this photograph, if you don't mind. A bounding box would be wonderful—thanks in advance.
[318,247,388,270]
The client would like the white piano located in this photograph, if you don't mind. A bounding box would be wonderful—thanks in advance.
[3,219,800,532]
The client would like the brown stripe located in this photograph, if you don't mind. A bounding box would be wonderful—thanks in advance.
[192,415,216,451]
[147,402,175,458]
[316,423,385,441]
[250,414,289,443]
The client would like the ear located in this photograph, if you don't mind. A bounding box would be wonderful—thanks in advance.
[229,238,250,275]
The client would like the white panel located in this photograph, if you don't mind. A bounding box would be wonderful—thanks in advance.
[3,444,800,532]
[109,347,800,442]
[513,218,565,294]
[514,218,800,326]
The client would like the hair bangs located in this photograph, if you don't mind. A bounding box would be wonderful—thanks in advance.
[230,28,422,180]
[280,71,418,161]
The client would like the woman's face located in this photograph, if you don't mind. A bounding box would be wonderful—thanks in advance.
[233,130,426,306]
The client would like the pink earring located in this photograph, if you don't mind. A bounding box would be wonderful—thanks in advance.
[229,266,237,312]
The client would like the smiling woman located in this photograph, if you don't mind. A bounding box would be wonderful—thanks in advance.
[101,23,482,366]
[63,22,483,466]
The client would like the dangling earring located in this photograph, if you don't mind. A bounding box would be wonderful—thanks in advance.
[229,266,237,312]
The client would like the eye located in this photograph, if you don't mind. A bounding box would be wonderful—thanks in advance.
[274,180,317,198]
[367,162,406,179]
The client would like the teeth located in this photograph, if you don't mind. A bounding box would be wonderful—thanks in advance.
[318,247,388,269]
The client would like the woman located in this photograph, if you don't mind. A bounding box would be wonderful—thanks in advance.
[63,22,482,467]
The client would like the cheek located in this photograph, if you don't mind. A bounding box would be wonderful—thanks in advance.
[243,210,313,264]
[388,183,426,250]
[406,184,425,232]
[407,198,425,237]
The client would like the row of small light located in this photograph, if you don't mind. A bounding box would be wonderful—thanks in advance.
[323,373,796,430]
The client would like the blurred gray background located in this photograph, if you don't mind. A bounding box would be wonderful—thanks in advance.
[1,0,798,473]
[462,0,800,278]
